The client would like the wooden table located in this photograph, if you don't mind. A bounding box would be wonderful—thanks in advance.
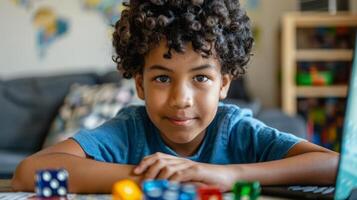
[0,179,12,192]
[0,179,291,200]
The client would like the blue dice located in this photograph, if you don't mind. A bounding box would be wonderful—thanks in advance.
[142,180,169,200]
[35,169,68,198]
[142,180,196,200]
[178,184,196,200]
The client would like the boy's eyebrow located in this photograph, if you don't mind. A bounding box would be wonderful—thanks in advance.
[147,64,215,72]
[147,65,174,72]
[190,64,215,72]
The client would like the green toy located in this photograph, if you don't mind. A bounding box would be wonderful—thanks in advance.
[233,181,261,200]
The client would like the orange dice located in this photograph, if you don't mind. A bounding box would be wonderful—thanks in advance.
[112,179,143,200]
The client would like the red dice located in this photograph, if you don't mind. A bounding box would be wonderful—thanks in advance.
[198,187,222,200]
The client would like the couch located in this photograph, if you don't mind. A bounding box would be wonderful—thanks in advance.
[0,71,306,179]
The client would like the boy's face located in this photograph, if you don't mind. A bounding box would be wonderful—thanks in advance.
[135,40,231,155]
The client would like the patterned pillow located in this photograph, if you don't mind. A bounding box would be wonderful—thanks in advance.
[42,81,143,148]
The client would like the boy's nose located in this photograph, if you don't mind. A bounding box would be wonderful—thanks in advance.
[169,83,193,109]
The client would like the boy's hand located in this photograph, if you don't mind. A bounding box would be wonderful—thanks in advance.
[133,152,236,191]
[133,152,197,180]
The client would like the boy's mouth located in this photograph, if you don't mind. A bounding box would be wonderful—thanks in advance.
[165,117,197,126]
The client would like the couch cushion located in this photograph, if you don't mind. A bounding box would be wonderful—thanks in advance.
[42,82,142,148]
[0,73,98,153]
[257,109,307,139]
[221,98,261,116]
[226,77,251,102]
[0,150,30,179]
[98,70,122,83]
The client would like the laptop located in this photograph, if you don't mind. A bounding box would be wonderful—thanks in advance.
[262,33,357,200]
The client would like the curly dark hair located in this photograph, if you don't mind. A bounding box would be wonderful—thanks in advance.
[112,0,254,79]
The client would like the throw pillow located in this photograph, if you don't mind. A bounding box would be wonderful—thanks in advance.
[42,81,143,148]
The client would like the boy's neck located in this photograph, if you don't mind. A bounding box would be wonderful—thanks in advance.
[160,130,206,157]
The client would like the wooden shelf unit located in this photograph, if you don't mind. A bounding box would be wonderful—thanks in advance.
[281,12,357,115]
[296,86,348,98]
[296,49,353,61]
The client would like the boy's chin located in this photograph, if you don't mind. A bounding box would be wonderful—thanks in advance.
[168,137,196,144]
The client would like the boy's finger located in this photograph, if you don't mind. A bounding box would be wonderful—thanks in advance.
[169,167,196,182]
[143,159,166,179]
[157,161,192,180]
[134,154,163,174]
[134,158,156,174]
[144,159,183,179]
[134,154,179,174]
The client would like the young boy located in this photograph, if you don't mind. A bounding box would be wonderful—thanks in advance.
[12,0,338,194]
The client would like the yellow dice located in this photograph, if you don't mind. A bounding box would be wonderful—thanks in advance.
[112,179,143,200]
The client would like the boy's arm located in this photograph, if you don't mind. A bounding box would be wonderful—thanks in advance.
[134,141,339,191]
[224,141,339,186]
[199,141,339,190]
[11,139,141,194]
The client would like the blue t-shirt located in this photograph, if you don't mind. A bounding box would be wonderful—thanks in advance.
[72,104,303,165]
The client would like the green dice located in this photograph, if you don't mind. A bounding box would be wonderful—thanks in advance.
[233,181,261,200]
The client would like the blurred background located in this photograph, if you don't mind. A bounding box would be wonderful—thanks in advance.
[0,0,356,178]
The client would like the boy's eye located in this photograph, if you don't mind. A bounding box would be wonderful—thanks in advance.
[193,75,209,82]
[154,75,170,83]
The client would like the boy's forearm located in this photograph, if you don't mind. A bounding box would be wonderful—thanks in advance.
[12,153,140,194]
[227,152,339,186]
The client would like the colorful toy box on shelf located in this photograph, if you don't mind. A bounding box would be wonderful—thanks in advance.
[297,66,333,86]
[297,26,355,49]
[296,61,351,86]
[299,98,345,152]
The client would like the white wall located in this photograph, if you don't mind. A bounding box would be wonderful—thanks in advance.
[352,0,357,12]
[1,0,356,108]
[242,0,297,108]
[0,0,115,79]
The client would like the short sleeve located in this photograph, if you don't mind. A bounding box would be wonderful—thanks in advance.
[71,108,132,163]
[229,114,304,163]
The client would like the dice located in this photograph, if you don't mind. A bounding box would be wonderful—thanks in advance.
[142,180,196,200]
[112,179,143,200]
[142,180,170,200]
[35,169,68,198]
[177,184,196,200]
[232,181,260,200]
[197,187,222,200]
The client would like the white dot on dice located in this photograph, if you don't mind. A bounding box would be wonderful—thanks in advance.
[168,182,180,190]
[163,190,179,200]
[42,172,51,182]
[58,186,67,196]
[57,171,67,181]
[182,184,195,193]
[43,187,52,197]
[50,179,59,189]
[148,188,162,198]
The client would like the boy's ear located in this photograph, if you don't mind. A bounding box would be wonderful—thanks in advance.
[134,74,145,100]
[219,74,232,100]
